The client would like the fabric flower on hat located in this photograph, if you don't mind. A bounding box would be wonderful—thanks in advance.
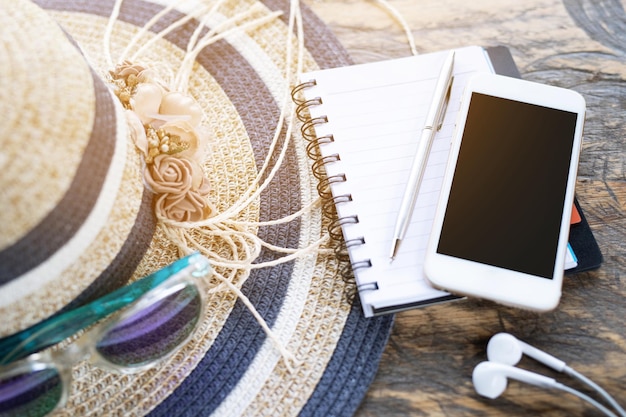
[127,76,203,128]
[131,82,164,125]
[111,60,147,79]
[145,154,196,194]
[159,92,204,127]
[158,120,205,160]
[125,110,148,154]
[154,185,214,222]
[110,61,214,223]
[148,154,213,222]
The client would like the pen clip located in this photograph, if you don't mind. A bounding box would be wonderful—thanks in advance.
[436,76,454,131]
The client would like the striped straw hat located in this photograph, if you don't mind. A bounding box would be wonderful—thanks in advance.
[0,0,393,415]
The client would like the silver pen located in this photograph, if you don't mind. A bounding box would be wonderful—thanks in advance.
[389,50,455,261]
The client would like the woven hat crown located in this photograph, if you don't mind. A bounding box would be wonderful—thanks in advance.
[0,0,153,336]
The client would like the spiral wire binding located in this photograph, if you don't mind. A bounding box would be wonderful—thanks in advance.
[292,80,374,306]
[305,134,334,160]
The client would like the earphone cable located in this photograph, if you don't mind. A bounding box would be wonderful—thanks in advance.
[554,382,619,417]
[564,366,626,417]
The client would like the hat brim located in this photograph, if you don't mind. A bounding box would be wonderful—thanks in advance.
[33,0,394,415]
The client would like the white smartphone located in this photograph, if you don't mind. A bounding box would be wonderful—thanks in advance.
[424,73,585,311]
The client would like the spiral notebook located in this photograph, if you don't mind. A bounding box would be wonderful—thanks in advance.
[293,46,601,317]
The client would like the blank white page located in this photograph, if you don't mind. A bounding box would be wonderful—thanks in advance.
[300,46,494,317]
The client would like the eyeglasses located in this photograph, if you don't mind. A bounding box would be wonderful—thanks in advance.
[0,253,211,417]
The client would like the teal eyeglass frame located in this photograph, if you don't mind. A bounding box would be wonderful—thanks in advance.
[0,253,211,416]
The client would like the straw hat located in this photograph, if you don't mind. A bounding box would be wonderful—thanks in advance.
[0,0,394,415]
[0,0,155,335]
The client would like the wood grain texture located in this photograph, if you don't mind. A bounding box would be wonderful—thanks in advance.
[303,0,626,415]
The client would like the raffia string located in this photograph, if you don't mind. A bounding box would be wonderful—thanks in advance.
[103,0,417,371]
[213,271,302,372]
[103,0,321,371]
[147,0,315,270]
[127,2,214,66]
[373,0,419,56]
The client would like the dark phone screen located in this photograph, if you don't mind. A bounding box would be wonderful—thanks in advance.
[436,93,578,279]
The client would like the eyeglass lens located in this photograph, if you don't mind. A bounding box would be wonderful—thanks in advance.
[0,368,62,417]
[96,284,202,367]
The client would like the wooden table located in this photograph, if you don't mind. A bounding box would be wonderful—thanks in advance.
[305,0,626,415]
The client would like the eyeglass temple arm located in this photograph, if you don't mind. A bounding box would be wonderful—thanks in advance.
[0,254,200,365]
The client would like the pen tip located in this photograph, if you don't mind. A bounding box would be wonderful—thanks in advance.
[389,239,401,262]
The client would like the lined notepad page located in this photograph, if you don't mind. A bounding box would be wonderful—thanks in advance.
[301,46,494,316]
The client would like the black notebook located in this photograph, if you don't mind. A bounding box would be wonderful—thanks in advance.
[293,46,602,317]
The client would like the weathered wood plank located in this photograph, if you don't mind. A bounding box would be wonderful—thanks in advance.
[305,0,626,415]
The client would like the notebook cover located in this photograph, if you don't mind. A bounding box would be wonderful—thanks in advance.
[486,45,603,273]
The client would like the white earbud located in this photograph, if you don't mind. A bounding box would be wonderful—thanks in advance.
[486,332,566,372]
[475,333,626,417]
[473,361,559,399]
